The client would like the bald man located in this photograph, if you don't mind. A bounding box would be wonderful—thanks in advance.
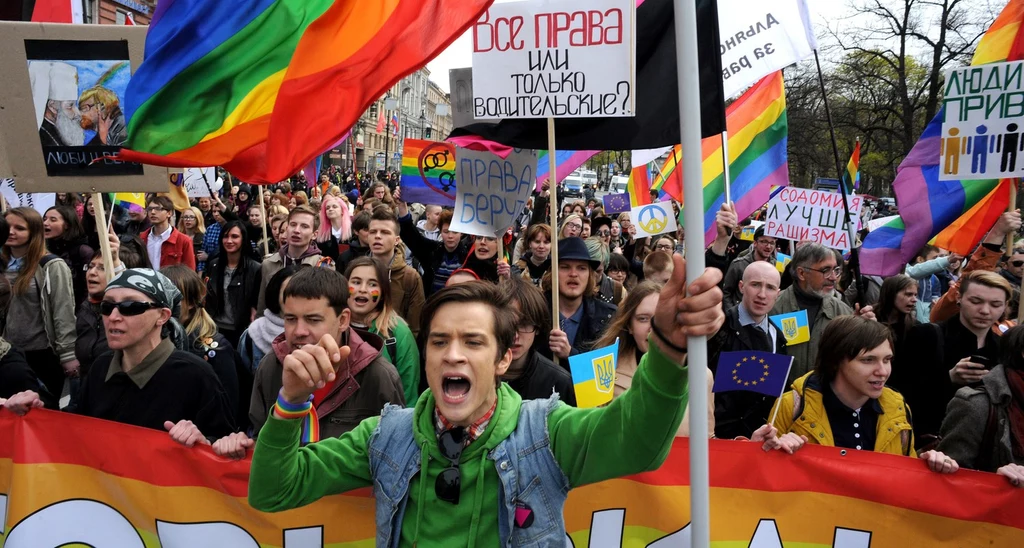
[708,261,789,439]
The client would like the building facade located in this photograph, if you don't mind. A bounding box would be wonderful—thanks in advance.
[95,0,153,24]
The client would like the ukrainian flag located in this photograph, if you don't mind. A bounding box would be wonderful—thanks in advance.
[775,253,792,274]
[568,339,619,408]
[769,310,810,346]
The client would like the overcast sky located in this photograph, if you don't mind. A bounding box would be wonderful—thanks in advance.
[427,0,851,93]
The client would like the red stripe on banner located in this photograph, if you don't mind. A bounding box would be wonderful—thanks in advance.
[624,438,1024,530]
[30,0,73,23]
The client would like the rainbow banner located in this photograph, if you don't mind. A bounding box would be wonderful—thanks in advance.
[112,192,147,214]
[843,140,861,192]
[3,410,1023,546]
[537,150,601,190]
[973,0,1024,65]
[117,0,492,184]
[674,71,789,246]
[399,139,456,206]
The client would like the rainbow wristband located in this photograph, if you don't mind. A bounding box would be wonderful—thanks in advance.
[274,393,312,421]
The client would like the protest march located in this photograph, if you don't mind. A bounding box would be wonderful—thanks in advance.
[2,0,1024,546]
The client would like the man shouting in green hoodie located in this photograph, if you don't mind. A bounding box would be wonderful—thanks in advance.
[249,254,724,546]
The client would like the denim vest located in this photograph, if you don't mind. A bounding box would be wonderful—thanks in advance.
[366,394,570,547]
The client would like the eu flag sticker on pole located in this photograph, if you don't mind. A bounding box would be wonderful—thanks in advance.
[769,310,810,346]
[569,339,619,408]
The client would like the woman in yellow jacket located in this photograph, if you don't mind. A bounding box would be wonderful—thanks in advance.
[768,316,958,472]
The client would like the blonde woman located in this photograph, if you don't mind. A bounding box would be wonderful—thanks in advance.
[559,214,583,239]
[177,206,206,271]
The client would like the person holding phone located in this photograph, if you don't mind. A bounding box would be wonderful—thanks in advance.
[893,271,1011,449]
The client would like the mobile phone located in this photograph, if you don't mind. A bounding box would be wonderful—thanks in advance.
[969,354,994,370]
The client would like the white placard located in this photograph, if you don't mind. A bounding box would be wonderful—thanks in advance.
[470,0,636,119]
[764,187,863,251]
[0,179,56,216]
[939,60,1024,180]
[183,167,216,197]
[719,0,817,99]
[630,202,676,238]
[450,147,538,238]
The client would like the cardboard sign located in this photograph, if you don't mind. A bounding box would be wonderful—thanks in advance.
[449,147,538,237]
[940,60,1024,180]
[630,201,677,238]
[0,22,167,193]
[182,167,216,197]
[449,67,500,129]
[470,0,636,119]
[764,187,862,250]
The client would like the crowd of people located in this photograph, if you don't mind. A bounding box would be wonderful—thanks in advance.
[0,163,1022,540]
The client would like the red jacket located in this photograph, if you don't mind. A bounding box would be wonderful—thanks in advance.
[141,227,196,270]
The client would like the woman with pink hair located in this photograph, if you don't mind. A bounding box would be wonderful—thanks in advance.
[315,194,353,266]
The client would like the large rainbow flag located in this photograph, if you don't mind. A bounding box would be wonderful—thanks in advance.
[861,0,1023,275]
[537,150,601,189]
[2,410,1023,546]
[672,71,788,246]
[117,0,493,184]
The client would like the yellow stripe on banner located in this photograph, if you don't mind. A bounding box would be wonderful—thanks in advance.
[198,69,287,144]
[973,21,1021,65]
[700,95,785,186]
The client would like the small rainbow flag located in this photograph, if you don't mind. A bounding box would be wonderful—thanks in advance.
[117,0,493,184]
[399,139,456,206]
[113,192,146,214]
[843,140,861,192]
[672,71,789,246]
[627,164,653,208]
[651,145,682,201]
[972,0,1024,65]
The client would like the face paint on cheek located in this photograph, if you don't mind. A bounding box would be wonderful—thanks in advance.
[370,288,380,303]
[348,285,358,298]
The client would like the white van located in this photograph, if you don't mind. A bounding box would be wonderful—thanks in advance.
[610,175,629,193]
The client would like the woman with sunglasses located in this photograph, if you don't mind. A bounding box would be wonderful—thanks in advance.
[161,265,244,428]
[1,207,80,401]
[204,221,262,348]
[5,268,236,444]
[345,257,420,404]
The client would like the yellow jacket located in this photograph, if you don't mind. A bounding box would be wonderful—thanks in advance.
[771,371,916,457]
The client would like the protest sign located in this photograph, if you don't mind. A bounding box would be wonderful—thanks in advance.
[399,139,457,206]
[182,167,216,197]
[2,410,1023,547]
[939,60,1024,180]
[630,201,677,238]
[0,178,55,215]
[764,187,862,250]
[449,67,500,129]
[450,147,538,237]
[0,22,167,192]
[470,0,636,119]
[718,0,817,99]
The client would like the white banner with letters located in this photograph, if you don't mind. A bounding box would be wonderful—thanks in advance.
[765,187,862,250]
[450,147,538,237]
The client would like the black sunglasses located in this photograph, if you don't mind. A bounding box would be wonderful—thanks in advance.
[100,300,163,316]
[435,427,466,504]
[1012,260,1024,268]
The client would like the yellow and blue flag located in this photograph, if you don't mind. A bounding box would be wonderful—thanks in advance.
[769,310,810,346]
[712,351,793,398]
[775,252,792,273]
[568,339,619,408]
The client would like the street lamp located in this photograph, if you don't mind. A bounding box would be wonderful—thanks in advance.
[419,110,426,139]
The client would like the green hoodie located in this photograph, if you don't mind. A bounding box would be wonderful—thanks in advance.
[366,317,420,405]
[249,336,688,546]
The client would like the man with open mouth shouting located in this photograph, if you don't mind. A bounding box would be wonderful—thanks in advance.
[248,253,724,546]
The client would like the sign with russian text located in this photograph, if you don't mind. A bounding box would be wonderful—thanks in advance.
[2,410,1022,547]
[182,167,216,197]
[765,187,862,250]
[450,147,537,237]
[470,0,636,119]
[718,0,817,99]
[940,60,1024,180]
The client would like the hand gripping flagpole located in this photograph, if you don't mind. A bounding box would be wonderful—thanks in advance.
[672,0,711,545]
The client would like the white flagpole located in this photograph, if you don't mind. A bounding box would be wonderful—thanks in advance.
[721,130,732,204]
[672,0,711,546]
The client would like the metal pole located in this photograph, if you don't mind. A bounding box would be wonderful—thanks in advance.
[547,117,560,365]
[721,130,732,204]
[671,0,710,545]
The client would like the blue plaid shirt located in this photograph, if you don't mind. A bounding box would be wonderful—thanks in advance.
[199,222,221,273]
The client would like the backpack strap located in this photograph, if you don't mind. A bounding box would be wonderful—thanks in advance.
[978,396,1000,469]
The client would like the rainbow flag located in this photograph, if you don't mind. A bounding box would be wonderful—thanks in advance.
[673,71,788,246]
[399,139,456,206]
[628,164,653,208]
[117,0,493,184]
[651,145,683,201]
[4,411,1024,546]
[537,150,601,189]
[112,192,146,214]
[861,1,1023,275]
[844,140,861,192]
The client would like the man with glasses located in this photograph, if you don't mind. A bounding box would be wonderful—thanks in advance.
[770,243,875,384]
[248,257,725,546]
[722,226,776,309]
[3,268,235,444]
[141,196,196,271]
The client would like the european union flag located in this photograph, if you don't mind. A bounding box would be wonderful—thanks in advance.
[769,309,810,345]
[603,192,630,214]
[712,351,793,398]
[568,339,618,408]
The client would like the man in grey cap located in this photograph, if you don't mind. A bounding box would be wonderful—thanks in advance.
[4,269,236,446]
[548,237,617,359]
